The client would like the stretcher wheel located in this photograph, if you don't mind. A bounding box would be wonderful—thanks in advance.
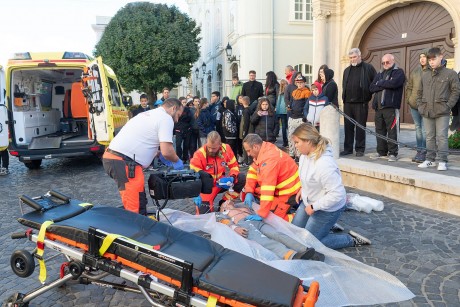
[69,261,84,279]
[10,250,35,278]
[2,293,28,307]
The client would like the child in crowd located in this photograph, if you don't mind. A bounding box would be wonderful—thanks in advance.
[250,97,278,143]
[287,75,311,160]
[303,82,330,132]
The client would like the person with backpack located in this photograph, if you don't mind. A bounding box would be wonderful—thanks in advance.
[196,98,215,147]
[221,98,238,156]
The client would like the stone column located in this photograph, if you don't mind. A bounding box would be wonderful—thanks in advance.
[320,105,340,160]
[312,10,330,76]
[453,38,460,71]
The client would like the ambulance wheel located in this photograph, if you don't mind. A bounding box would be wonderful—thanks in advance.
[23,160,42,169]
[10,250,35,278]
[2,293,28,307]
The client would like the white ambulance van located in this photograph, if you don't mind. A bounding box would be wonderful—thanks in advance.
[0,52,129,169]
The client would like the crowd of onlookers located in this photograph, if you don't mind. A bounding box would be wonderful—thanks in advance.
[129,65,341,167]
[126,46,460,172]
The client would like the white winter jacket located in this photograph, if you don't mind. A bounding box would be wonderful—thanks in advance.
[298,146,346,212]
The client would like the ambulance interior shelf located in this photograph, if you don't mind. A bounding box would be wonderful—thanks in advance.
[11,76,91,147]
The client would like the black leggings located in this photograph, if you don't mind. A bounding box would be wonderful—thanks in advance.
[0,150,9,169]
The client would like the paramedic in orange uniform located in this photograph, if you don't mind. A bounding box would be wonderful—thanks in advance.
[242,134,301,220]
[102,98,184,215]
[190,131,245,214]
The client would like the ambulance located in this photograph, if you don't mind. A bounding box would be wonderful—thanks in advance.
[0,52,129,169]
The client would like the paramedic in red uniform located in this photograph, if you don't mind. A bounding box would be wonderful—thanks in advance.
[102,98,184,215]
[242,134,301,221]
[190,131,245,214]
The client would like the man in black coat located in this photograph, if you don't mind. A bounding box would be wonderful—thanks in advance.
[241,70,264,106]
[341,48,377,157]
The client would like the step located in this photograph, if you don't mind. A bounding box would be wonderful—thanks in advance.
[338,158,460,217]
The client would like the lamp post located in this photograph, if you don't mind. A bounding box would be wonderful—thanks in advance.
[225,42,240,65]
[195,68,199,79]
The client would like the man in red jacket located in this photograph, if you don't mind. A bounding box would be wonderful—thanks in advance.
[190,131,245,214]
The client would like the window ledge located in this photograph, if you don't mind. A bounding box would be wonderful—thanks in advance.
[288,20,313,25]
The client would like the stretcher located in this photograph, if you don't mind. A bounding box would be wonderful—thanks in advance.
[5,190,319,307]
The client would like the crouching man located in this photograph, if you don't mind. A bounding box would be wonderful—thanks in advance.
[190,131,245,214]
[242,134,301,221]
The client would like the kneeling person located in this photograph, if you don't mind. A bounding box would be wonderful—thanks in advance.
[190,131,245,214]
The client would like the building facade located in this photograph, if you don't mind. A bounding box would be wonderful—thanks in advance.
[186,0,315,99]
[188,0,459,123]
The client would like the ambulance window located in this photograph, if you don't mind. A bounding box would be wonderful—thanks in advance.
[108,77,122,107]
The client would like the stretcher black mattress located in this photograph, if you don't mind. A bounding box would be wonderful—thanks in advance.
[18,200,302,307]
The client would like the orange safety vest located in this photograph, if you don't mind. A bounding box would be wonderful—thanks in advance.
[245,142,301,219]
[190,143,239,182]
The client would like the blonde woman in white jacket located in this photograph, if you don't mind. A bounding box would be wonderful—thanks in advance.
[291,123,371,249]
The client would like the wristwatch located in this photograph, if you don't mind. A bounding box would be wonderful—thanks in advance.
[310,204,314,210]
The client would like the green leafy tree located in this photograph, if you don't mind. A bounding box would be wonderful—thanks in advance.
[94,2,201,101]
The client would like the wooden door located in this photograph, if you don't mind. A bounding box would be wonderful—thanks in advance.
[359,1,455,123]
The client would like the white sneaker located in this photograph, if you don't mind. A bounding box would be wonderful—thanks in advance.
[437,162,447,171]
[418,160,436,168]
[369,153,383,160]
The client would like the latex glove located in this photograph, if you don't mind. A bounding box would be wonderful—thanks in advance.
[194,195,202,207]
[216,176,234,189]
[159,153,173,167]
[172,159,184,170]
[244,193,255,209]
[245,214,263,221]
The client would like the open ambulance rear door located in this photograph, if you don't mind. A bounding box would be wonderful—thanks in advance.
[0,65,8,151]
[82,57,115,146]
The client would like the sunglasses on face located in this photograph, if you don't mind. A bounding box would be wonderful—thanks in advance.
[381,61,391,65]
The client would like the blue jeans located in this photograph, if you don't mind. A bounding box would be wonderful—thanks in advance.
[275,114,288,145]
[410,108,426,151]
[292,202,354,250]
[423,115,450,162]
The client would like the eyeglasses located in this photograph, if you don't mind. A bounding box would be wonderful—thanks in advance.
[381,61,391,65]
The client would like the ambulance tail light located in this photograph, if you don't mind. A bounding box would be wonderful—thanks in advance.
[9,151,19,156]
[89,146,101,152]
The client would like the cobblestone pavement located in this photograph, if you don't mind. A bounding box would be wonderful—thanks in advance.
[0,156,459,306]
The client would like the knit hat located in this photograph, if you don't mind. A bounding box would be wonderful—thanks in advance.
[311,81,322,94]
[295,75,306,82]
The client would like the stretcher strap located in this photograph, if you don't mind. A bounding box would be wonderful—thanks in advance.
[206,296,217,307]
[99,233,160,256]
[79,202,93,208]
[37,220,54,283]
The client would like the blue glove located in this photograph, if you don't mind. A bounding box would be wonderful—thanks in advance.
[244,193,255,209]
[159,153,173,167]
[172,159,184,170]
[216,176,234,189]
[245,214,263,221]
[194,195,202,207]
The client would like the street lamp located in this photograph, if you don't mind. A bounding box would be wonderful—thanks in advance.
[195,67,199,78]
[225,42,240,64]
[202,62,207,74]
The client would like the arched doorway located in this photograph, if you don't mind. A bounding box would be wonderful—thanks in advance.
[359,1,455,123]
